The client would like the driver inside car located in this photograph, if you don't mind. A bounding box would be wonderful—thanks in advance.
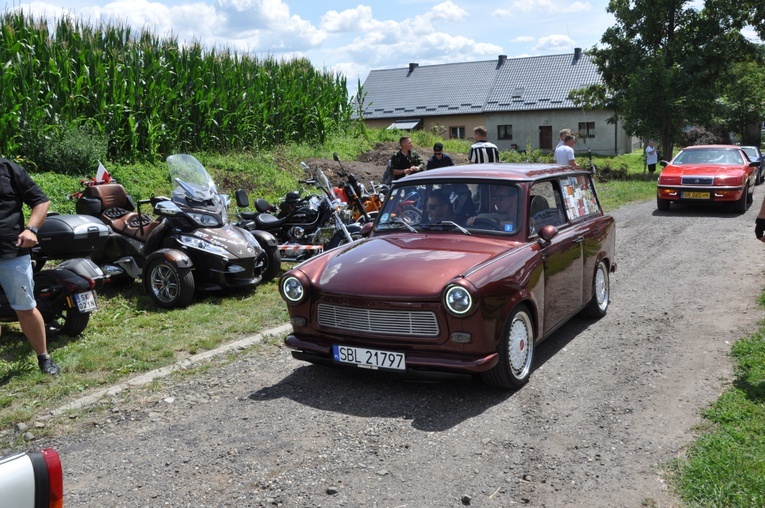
[467,185,518,231]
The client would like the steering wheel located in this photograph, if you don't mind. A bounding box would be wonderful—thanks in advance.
[469,217,501,230]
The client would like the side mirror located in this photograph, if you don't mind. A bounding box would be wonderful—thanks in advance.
[235,189,249,207]
[538,224,558,243]
[660,160,669,167]
[360,222,374,237]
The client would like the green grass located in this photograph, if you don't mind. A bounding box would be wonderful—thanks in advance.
[668,296,765,507]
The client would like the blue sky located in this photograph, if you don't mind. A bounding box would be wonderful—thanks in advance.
[5,0,762,93]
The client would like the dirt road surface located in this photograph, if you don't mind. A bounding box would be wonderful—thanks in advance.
[42,187,765,507]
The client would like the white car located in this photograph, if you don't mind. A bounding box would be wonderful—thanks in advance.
[0,449,63,507]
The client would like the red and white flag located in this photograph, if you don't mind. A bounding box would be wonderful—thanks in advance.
[95,161,111,183]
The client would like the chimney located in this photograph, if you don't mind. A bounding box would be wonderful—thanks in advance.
[498,55,507,66]
[574,47,582,61]
[408,62,419,72]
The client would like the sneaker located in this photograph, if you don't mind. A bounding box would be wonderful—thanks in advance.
[37,354,60,376]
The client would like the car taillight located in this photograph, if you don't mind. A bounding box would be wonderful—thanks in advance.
[41,449,63,508]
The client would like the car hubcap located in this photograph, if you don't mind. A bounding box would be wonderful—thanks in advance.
[595,265,608,310]
[508,313,532,376]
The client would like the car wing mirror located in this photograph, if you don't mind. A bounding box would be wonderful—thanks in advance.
[360,222,374,237]
[537,224,558,244]
[749,161,761,168]
[660,160,669,167]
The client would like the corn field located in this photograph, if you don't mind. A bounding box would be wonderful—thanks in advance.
[0,11,352,161]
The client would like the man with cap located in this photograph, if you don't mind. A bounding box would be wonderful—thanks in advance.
[426,142,455,170]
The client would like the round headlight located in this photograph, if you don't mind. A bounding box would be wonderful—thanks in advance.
[445,285,473,315]
[281,276,305,303]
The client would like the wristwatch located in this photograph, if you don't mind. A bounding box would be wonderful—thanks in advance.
[25,226,39,235]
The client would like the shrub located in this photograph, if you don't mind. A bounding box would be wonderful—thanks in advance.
[594,160,629,182]
[24,124,108,175]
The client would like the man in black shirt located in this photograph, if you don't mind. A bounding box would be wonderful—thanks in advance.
[426,142,455,170]
[0,158,59,375]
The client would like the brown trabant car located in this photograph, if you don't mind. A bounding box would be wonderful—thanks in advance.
[280,164,616,389]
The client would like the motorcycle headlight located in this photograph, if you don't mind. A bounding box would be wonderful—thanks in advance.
[178,234,228,255]
[444,284,474,316]
[187,212,222,228]
[281,275,306,303]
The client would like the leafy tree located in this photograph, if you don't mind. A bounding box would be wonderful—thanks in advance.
[580,0,759,156]
[716,59,765,144]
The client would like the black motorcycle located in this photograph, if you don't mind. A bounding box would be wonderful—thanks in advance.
[234,162,361,263]
[73,154,278,309]
[0,218,109,336]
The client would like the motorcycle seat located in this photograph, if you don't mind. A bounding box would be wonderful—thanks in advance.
[255,213,283,228]
[110,212,159,242]
[103,207,131,220]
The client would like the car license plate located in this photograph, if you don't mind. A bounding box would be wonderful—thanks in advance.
[332,345,405,371]
[682,191,710,199]
[73,291,97,313]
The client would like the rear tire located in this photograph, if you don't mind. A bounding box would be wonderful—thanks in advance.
[47,307,90,337]
[144,258,195,309]
[481,305,534,390]
[582,260,610,318]
[257,242,281,283]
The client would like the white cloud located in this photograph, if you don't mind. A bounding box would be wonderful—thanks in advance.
[534,34,575,52]
[511,0,591,14]
[493,9,512,18]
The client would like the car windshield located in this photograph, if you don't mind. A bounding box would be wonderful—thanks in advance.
[376,181,520,234]
[673,148,744,165]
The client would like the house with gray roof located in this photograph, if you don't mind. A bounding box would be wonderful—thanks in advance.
[359,49,637,156]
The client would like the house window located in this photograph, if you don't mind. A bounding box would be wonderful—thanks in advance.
[497,125,513,140]
[450,126,465,139]
[578,122,596,139]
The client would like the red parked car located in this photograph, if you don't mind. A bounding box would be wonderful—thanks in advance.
[280,164,616,390]
[656,144,759,212]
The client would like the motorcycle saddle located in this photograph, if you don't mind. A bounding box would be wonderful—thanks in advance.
[109,213,159,242]
[254,213,284,229]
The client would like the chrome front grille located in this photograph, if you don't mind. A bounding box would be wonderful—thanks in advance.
[317,303,439,337]
[681,176,714,185]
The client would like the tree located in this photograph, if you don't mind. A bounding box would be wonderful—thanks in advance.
[717,59,765,145]
[582,0,759,157]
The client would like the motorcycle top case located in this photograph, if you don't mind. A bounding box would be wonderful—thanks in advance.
[38,214,110,257]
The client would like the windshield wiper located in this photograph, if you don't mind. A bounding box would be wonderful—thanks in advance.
[421,221,471,235]
[379,217,418,233]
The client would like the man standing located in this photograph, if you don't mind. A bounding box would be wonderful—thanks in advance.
[556,128,572,151]
[554,135,580,168]
[468,126,499,163]
[646,140,658,176]
[426,142,455,170]
[0,158,59,375]
[390,136,425,180]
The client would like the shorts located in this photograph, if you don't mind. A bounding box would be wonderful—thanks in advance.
[0,255,37,311]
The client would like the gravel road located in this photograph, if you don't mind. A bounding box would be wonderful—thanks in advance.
[42,189,765,507]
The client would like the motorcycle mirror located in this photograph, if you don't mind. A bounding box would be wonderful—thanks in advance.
[333,152,340,162]
[300,162,310,172]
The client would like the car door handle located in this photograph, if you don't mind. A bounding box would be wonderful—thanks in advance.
[573,236,584,243]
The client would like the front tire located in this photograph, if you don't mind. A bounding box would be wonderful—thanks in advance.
[656,196,670,211]
[481,305,535,390]
[582,260,610,318]
[734,184,748,213]
[144,258,195,309]
[47,307,90,337]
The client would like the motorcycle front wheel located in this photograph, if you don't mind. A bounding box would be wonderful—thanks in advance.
[326,231,363,250]
[47,307,90,337]
[144,258,195,309]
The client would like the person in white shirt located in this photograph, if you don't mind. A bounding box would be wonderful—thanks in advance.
[554,135,580,167]
[468,126,500,163]
[646,140,658,175]
[555,128,571,151]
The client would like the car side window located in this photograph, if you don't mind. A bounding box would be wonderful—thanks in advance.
[559,175,600,221]
[528,180,565,235]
